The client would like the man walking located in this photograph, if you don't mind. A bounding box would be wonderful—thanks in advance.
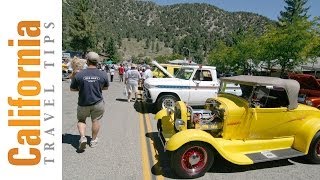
[70,52,109,150]
[118,64,125,82]
[125,64,141,102]
[142,65,153,82]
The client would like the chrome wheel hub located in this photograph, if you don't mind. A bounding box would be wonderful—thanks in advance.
[163,99,175,109]
[189,153,201,165]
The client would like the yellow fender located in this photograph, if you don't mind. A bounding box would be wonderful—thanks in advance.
[294,118,320,154]
[154,109,168,121]
[166,129,253,165]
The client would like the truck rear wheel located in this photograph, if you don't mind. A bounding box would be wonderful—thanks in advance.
[156,95,178,111]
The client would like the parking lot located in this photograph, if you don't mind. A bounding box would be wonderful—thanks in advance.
[62,79,319,180]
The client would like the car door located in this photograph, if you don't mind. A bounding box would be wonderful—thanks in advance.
[188,69,219,105]
[247,87,303,139]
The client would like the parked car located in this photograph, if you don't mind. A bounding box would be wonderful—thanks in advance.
[143,61,241,111]
[289,73,320,109]
[155,75,320,178]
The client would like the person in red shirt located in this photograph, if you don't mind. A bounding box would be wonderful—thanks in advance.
[118,64,125,82]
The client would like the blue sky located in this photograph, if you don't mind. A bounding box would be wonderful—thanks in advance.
[151,0,320,20]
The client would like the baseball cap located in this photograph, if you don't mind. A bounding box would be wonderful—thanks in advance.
[86,52,100,62]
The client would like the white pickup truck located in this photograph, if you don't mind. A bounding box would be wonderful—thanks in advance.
[143,61,241,110]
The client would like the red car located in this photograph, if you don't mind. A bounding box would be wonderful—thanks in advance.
[289,74,320,109]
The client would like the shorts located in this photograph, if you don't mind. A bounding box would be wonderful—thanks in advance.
[77,101,105,123]
[126,82,138,93]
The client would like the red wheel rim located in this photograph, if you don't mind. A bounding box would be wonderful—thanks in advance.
[316,140,320,157]
[181,146,208,175]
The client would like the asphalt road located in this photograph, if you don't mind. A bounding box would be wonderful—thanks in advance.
[62,75,319,180]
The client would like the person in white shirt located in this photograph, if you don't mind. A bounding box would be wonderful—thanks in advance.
[125,64,141,102]
[142,65,153,83]
[110,66,115,82]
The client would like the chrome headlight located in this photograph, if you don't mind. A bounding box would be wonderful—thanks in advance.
[174,119,185,131]
[166,107,174,115]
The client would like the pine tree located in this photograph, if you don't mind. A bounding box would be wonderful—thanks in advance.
[145,38,150,49]
[151,40,155,52]
[106,37,118,62]
[69,0,97,53]
[156,42,160,52]
[278,0,310,25]
[117,34,122,48]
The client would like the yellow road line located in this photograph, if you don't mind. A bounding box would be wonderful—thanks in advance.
[139,112,151,180]
[144,112,165,180]
[139,88,164,180]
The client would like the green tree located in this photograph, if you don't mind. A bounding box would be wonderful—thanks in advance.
[117,34,122,48]
[145,38,150,49]
[207,41,233,73]
[300,18,320,68]
[222,30,260,74]
[278,0,310,25]
[156,42,160,52]
[151,40,155,52]
[259,19,313,77]
[69,0,97,53]
[155,54,184,64]
[106,37,119,63]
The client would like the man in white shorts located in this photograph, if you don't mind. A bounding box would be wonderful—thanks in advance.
[125,64,141,102]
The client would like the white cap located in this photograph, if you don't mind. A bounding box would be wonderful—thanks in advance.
[86,52,100,62]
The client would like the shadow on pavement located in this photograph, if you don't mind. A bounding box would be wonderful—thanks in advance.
[134,101,157,114]
[146,132,178,179]
[208,154,294,174]
[290,156,312,164]
[115,98,128,102]
[62,133,91,153]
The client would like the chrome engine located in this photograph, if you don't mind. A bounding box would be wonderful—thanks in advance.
[187,99,225,136]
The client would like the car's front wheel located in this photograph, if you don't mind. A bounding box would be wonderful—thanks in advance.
[171,142,214,178]
[156,94,178,111]
[307,131,320,164]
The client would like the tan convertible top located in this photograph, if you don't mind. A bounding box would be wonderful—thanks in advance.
[220,75,300,110]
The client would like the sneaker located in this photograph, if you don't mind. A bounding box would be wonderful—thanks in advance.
[90,138,98,148]
[79,136,87,150]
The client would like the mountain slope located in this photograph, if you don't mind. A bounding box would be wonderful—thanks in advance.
[63,0,274,60]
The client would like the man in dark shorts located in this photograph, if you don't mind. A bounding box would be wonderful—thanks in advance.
[70,51,109,150]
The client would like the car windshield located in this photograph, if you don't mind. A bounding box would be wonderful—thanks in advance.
[219,81,290,108]
[175,68,194,80]
[219,81,245,98]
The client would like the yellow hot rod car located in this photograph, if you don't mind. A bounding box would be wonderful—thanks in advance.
[155,75,320,178]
